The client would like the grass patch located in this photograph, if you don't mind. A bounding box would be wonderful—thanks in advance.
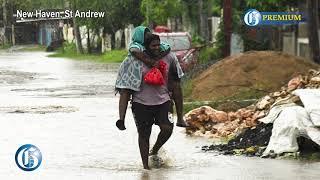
[48,42,127,63]
[100,50,128,63]
[182,82,264,113]
[181,78,261,113]
[225,88,267,101]
[182,79,194,101]
[0,44,11,50]
[20,45,46,51]
[0,44,46,51]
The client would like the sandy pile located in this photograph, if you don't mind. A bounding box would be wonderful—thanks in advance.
[190,51,319,101]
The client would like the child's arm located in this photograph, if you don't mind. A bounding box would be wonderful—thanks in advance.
[159,47,171,58]
[130,48,155,67]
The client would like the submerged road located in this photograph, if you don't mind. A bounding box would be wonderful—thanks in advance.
[0,50,319,180]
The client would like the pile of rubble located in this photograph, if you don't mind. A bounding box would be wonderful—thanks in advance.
[185,69,320,138]
[202,123,274,156]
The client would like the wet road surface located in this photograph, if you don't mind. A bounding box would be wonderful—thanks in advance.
[0,50,319,180]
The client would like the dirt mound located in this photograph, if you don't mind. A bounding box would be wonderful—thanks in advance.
[191,51,319,101]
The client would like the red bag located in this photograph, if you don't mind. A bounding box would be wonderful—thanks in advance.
[158,60,167,79]
[144,67,165,85]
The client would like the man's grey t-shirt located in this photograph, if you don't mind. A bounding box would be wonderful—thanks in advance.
[132,52,182,106]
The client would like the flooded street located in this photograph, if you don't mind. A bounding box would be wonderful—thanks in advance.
[0,50,319,180]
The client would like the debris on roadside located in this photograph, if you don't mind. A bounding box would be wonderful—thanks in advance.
[202,123,273,156]
[185,68,320,157]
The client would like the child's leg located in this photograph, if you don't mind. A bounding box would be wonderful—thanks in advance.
[117,89,131,130]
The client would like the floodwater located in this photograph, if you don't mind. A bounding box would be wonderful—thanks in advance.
[0,49,319,180]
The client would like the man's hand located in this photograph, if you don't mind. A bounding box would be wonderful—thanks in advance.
[145,58,157,68]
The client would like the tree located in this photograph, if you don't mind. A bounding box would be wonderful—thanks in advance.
[2,0,8,44]
[140,0,183,26]
[74,0,143,50]
[70,0,84,54]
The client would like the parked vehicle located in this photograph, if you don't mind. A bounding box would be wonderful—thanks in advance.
[154,32,199,72]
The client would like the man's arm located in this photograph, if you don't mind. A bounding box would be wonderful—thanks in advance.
[172,80,184,123]
[168,58,188,127]
[130,48,154,67]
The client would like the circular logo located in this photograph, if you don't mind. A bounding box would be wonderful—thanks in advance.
[15,144,42,171]
[244,9,261,26]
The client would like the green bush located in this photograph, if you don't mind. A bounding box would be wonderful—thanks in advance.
[182,79,193,101]
[60,42,77,53]
[199,46,222,64]
[192,34,205,47]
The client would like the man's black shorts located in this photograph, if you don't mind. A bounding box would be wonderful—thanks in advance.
[131,101,173,131]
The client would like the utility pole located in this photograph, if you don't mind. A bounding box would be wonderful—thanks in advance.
[307,0,320,63]
[223,0,232,57]
[198,0,209,43]
[11,24,15,45]
[11,3,15,46]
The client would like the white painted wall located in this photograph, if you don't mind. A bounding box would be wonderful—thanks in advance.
[61,24,152,52]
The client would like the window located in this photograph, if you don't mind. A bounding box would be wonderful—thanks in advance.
[159,35,191,51]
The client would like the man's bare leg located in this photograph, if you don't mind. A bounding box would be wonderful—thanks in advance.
[150,124,173,155]
[138,126,152,169]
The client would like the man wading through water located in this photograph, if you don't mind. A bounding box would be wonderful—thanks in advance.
[115,26,188,129]
[116,33,186,169]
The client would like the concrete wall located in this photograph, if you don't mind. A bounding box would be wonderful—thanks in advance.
[63,24,74,43]
[282,32,296,55]
[297,37,310,59]
[231,33,243,55]
[102,33,112,52]
[38,22,59,46]
[209,16,220,43]
[282,22,320,60]
[62,24,135,52]
[115,29,123,49]
[124,24,134,50]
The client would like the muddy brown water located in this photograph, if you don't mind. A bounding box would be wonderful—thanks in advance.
[0,50,319,180]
